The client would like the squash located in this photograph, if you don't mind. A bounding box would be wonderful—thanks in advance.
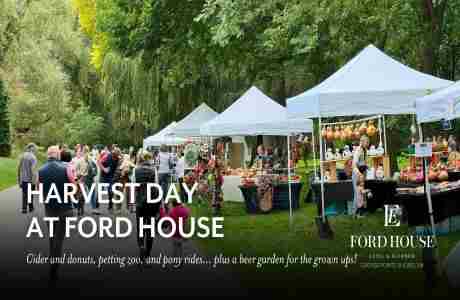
[321,127,327,139]
[367,120,377,137]
[344,125,353,139]
[359,122,367,135]
[340,126,347,140]
[326,126,334,141]
[334,126,341,140]
[438,170,448,181]
[353,125,361,140]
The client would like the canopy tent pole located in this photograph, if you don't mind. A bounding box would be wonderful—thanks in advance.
[383,115,388,154]
[418,124,438,245]
[287,134,293,228]
[319,117,326,223]
[378,115,383,150]
[312,131,318,179]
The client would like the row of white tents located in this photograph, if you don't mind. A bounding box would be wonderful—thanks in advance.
[145,44,459,149]
[143,43,460,235]
[143,86,314,148]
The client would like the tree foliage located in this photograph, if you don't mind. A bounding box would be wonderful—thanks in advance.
[1,0,460,155]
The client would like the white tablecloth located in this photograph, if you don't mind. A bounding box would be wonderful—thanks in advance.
[222,176,244,202]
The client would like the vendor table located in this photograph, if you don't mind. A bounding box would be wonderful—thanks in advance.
[364,180,397,213]
[395,187,460,227]
[311,180,353,216]
[239,182,302,214]
[222,175,244,202]
[272,183,302,210]
[448,171,460,182]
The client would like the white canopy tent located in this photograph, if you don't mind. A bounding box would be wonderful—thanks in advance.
[201,86,313,136]
[143,122,186,148]
[287,44,452,119]
[416,80,460,124]
[173,103,219,137]
[201,86,314,227]
[286,44,452,230]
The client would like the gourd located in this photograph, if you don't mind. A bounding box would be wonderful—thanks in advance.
[367,120,377,137]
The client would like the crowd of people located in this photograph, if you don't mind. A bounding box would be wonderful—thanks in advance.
[17,142,189,282]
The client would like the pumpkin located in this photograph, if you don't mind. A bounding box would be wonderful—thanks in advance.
[334,126,341,140]
[367,120,377,137]
[326,126,334,141]
[321,127,327,139]
[438,170,448,181]
[429,169,438,181]
[408,172,417,183]
[359,122,367,135]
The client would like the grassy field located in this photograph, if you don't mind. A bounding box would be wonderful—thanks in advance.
[0,157,18,191]
[191,201,459,296]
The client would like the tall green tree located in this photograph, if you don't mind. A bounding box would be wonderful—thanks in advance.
[0,80,11,156]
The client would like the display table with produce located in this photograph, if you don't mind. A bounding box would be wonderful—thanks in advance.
[272,182,302,210]
[311,180,353,216]
[395,181,460,227]
[239,176,302,214]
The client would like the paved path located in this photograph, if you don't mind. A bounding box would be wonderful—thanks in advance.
[0,186,246,296]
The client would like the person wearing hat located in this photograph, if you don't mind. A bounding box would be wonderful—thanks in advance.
[17,143,38,214]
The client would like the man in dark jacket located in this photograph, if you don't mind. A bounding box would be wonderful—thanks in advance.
[134,150,160,262]
[38,146,74,282]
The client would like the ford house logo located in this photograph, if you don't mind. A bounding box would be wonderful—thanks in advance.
[384,205,401,227]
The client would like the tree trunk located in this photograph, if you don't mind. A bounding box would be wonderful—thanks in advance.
[420,0,448,75]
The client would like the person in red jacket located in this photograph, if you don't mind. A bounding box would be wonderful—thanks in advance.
[160,199,190,269]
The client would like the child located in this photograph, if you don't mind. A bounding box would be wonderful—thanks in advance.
[160,199,190,269]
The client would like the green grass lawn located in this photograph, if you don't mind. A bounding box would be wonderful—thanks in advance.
[191,201,459,296]
[0,157,18,191]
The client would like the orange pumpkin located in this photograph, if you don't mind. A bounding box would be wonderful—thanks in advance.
[334,126,341,140]
[438,170,448,181]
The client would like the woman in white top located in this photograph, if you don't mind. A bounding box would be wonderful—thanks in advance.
[158,144,172,204]
[351,135,369,217]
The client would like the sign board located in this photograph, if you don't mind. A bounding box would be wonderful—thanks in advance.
[415,143,432,158]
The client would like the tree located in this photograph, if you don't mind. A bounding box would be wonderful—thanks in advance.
[0,80,11,156]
